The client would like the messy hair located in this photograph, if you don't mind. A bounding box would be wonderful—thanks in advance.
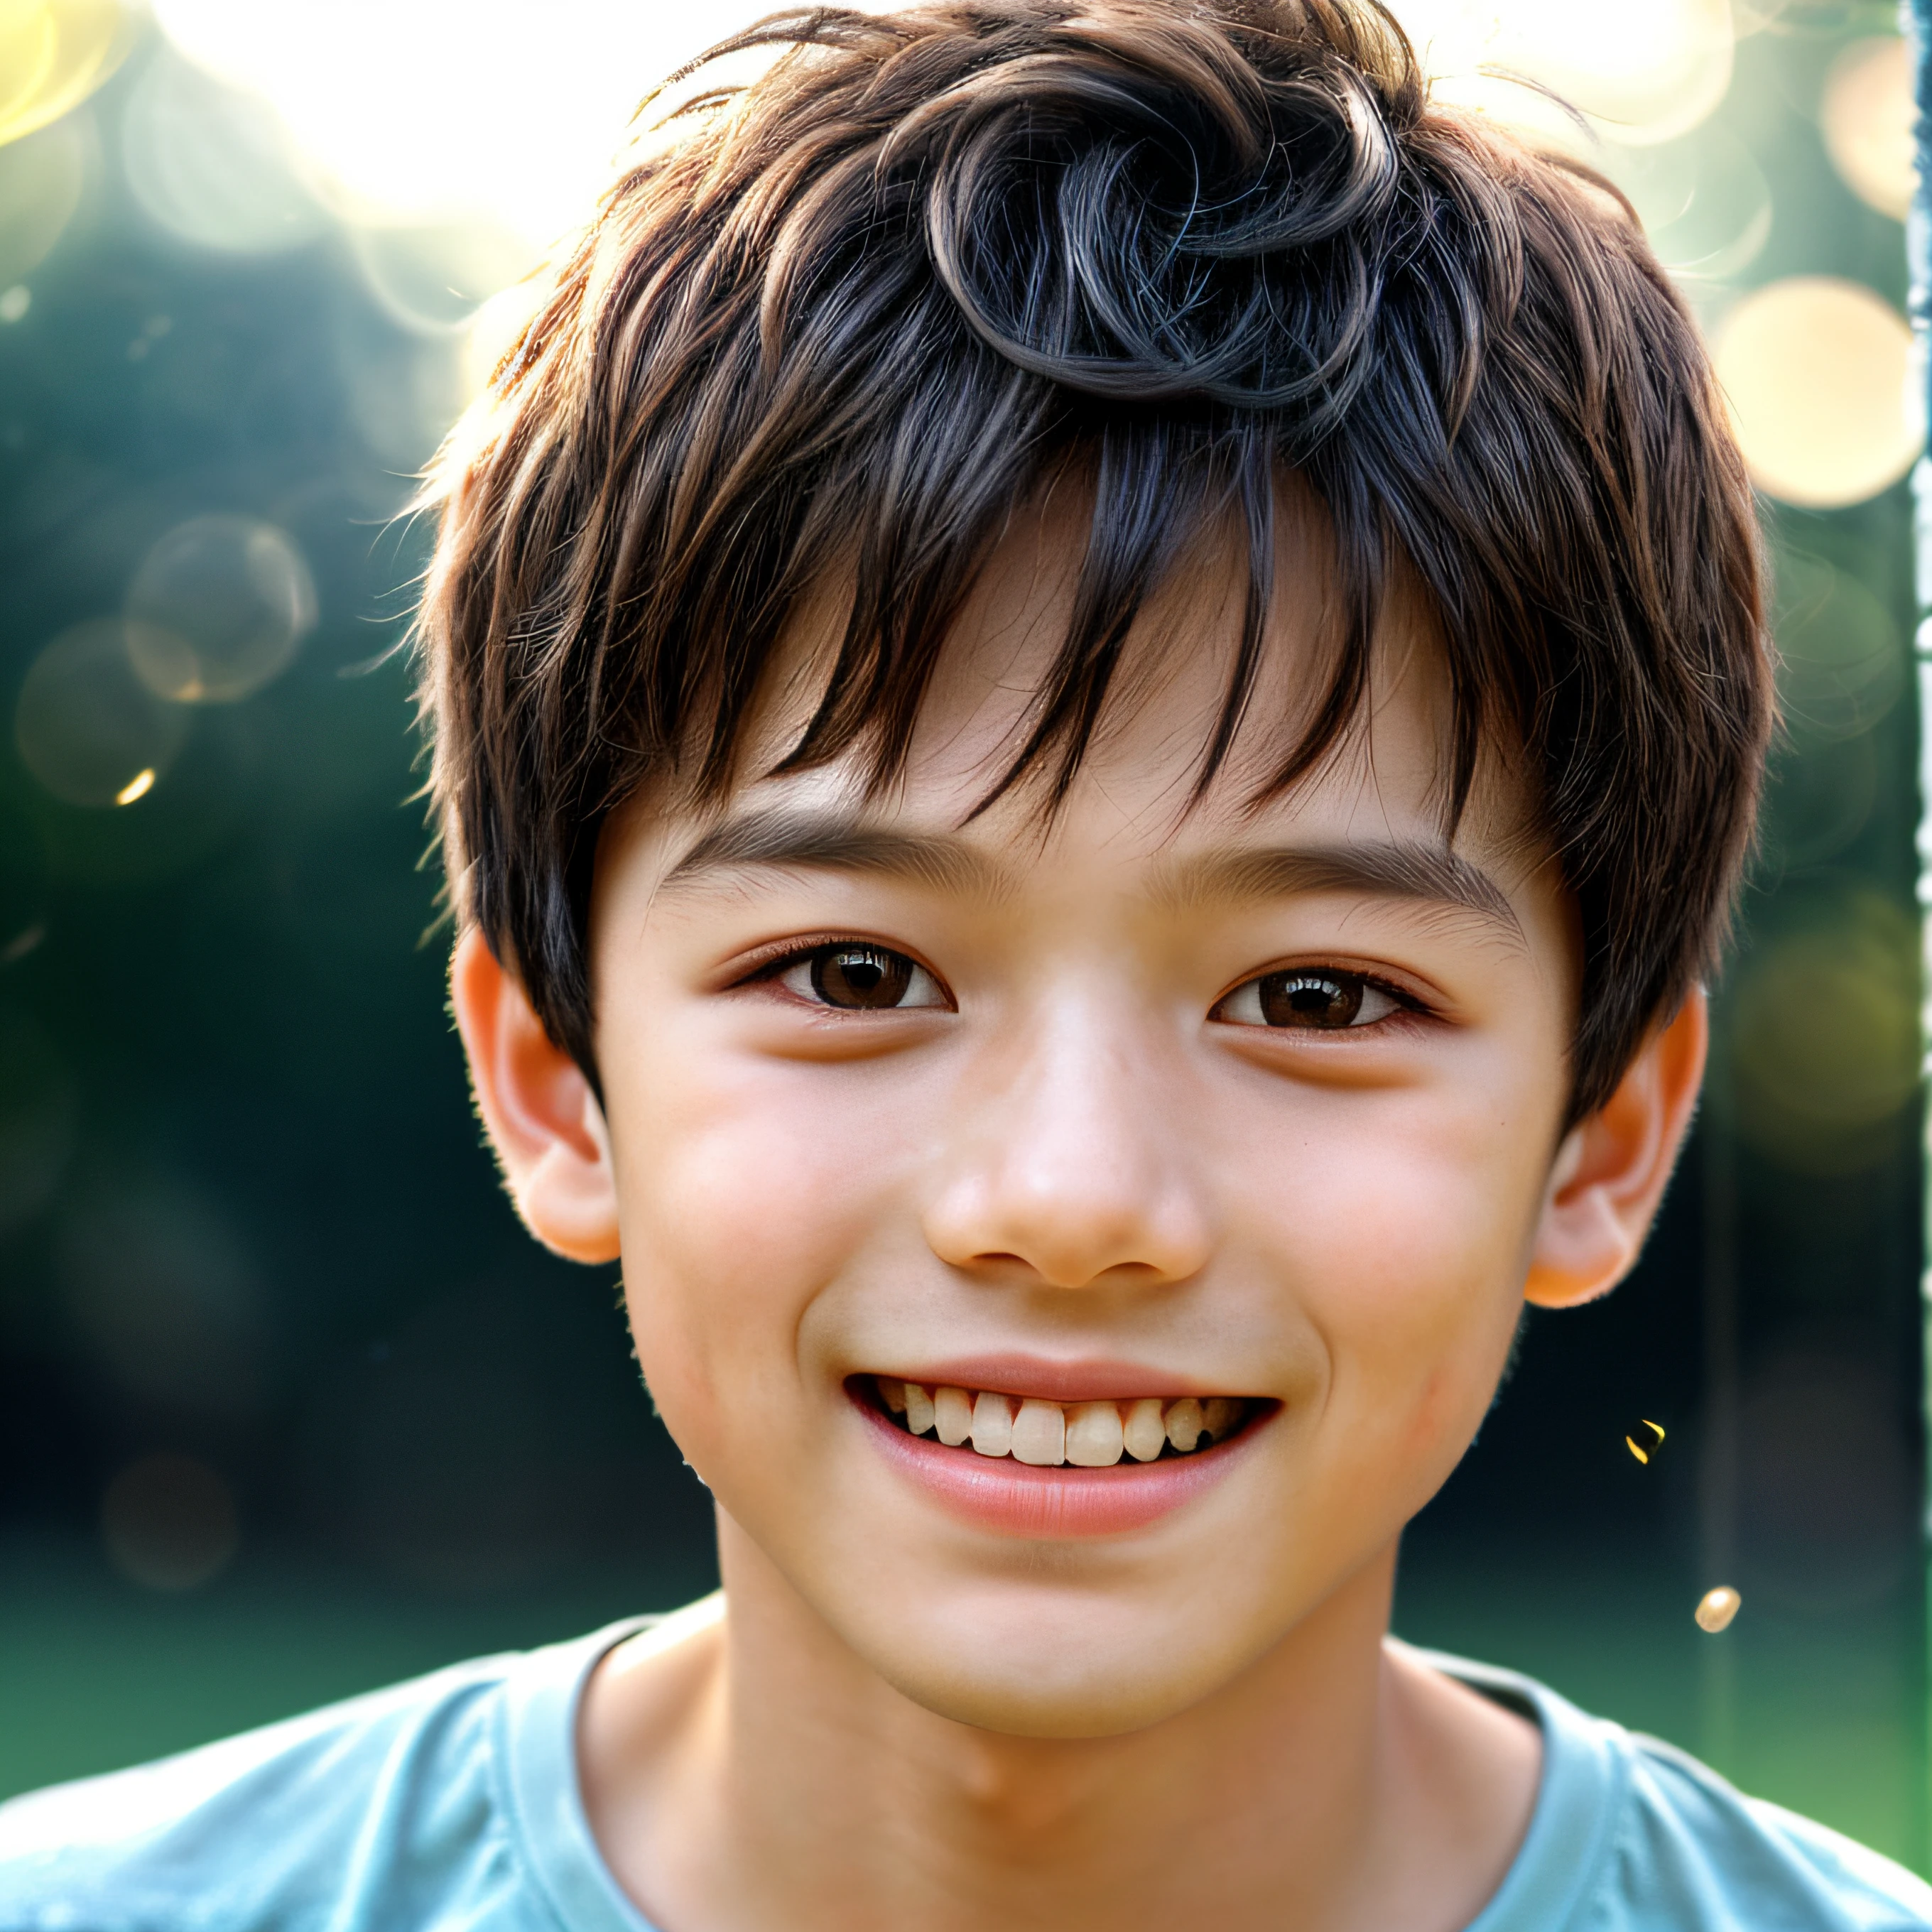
[418,0,1771,1124]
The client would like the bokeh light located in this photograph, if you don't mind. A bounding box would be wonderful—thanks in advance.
[1604,126,1770,284]
[124,514,316,704]
[121,45,325,255]
[59,1176,270,1418]
[1397,0,1733,146]
[1713,278,1923,509]
[1731,890,1919,1175]
[100,1453,239,1592]
[1695,1586,1742,1633]
[352,219,532,337]
[13,619,190,806]
[1771,549,1906,743]
[0,112,80,290]
[0,0,132,150]
[1820,36,1915,223]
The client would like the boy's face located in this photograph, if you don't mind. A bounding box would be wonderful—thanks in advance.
[557,506,1660,1737]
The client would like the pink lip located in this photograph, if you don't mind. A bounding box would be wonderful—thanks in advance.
[886,1355,1231,1404]
[853,1391,1265,1538]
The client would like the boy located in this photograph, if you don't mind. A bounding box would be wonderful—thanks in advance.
[4,1,1929,1926]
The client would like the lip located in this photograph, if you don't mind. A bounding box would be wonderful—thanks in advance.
[852,1386,1267,1538]
[883,1355,1230,1404]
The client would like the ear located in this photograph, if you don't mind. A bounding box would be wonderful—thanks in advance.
[1524,987,1707,1310]
[449,926,622,1264]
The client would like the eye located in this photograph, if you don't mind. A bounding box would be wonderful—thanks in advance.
[774,943,949,1012]
[1215,968,1402,1031]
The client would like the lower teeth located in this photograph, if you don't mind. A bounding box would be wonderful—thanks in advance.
[876,1379,1246,1465]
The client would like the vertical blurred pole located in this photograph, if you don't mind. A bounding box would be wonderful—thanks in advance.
[1913,0,1932,1865]
[1699,1032,1739,1774]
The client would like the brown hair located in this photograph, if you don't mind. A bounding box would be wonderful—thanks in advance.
[418,0,1771,1124]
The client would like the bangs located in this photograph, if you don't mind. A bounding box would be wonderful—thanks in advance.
[738,427,1403,838]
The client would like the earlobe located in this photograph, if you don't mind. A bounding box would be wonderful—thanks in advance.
[449,927,622,1264]
[1524,988,1707,1310]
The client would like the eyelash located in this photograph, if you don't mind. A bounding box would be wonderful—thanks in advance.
[738,940,1430,1033]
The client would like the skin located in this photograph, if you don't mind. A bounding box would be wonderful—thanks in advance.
[452,499,1707,1932]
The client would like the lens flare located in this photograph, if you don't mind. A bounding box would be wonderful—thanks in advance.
[124,514,317,703]
[14,619,190,807]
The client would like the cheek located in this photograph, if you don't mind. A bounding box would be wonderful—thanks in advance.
[605,1021,922,1437]
[1227,1053,1558,1493]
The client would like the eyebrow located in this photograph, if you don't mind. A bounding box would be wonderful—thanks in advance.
[1155,842,1522,938]
[658,806,1010,897]
[659,805,1521,938]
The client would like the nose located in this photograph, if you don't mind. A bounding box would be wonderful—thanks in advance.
[921,994,1216,1288]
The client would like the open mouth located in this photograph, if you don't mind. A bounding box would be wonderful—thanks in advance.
[864,1374,1257,1466]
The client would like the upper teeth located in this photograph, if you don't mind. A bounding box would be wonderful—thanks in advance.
[875,1378,1246,1464]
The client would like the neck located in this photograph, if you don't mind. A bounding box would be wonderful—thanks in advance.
[579,1516,1536,1932]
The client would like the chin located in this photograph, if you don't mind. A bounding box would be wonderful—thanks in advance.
[843,1587,1267,1739]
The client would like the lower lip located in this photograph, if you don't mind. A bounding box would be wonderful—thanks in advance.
[854,1391,1264,1538]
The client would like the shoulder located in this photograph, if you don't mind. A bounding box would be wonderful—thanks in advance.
[1416,1650,1932,1932]
[1609,1732,1932,1931]
[0,1632,614,1932]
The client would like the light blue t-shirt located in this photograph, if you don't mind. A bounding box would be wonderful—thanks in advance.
[0,1615,1926,1931]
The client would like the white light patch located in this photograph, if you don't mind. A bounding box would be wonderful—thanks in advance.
[1391,0,1732,147]
[146,0,896,248]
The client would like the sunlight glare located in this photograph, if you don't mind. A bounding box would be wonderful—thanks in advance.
[148,0,791,249]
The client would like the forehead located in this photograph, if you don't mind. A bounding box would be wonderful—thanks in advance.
[709,484,1535,885]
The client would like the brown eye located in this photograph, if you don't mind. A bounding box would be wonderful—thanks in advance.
[1261,970,1362,1028]
[1217,969,1399,1031]
[813,946,912,1008]
[776,944,948,1011]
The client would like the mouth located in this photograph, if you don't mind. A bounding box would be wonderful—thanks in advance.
[866,1374,1257,1465]
[850,1373,1270,1538]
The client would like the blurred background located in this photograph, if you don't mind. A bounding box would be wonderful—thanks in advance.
[0,0,1924,1874]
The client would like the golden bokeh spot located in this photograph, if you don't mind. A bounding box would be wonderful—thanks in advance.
[112,767,154,806]
[1713,278,1923,509]
[0,0,134,151]
[1731,891,1919,1175]
[1694,1585,1742,1633]
[1820,36,1916,222]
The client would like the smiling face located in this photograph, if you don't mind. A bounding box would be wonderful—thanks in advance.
[570,500,1588,1737]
